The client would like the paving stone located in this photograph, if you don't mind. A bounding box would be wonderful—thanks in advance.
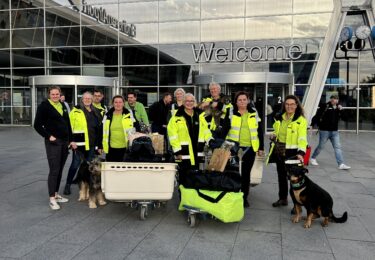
[356,208,375,241]
[21,242,83,260]
[283,249,335,260]
[345,193,375,209]
[239,208,281,233]
[179,239,233,260]
[329,238,375,260]
[231,230,282,260]
[191,220,239,244]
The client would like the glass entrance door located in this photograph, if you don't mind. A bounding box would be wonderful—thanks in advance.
[266,83,290,131]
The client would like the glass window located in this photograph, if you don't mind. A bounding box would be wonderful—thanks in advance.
[13,106,31,125]
[359,85,375,108]
[82,46,118,66]
[159,44,198,65]
[121,87,159,107]
[202,18,244,42]
[119,2,158,23]
[0,10,10,29]
[0,30,9,48]
[122,66,158,86]
[0,69,11,86]
[12,28,44,48]
[50,67,81,75]
[360,62,375,84]
[293,0,334,13]
[122,45,157,65]
[293,13,331,38]
[12,49,44,68]
[48,47,80,67]
[0,87,11,124]
[159,21,200,44]
[202,0,245,19]
[294,61,316,84]
[159,0,199,22]
[159,65,194,86]
[46,26,80,47]
[82,25,118,45]
[45,8,79,27]
[244,62,270,72]
[246,16,292,40]
[246,0,292,16]
[11,8,44,28]
[12,68,44,86]
[0,0,9,9]
[201,63,243,73]
[0,50,10,67]
[359,109,375,130]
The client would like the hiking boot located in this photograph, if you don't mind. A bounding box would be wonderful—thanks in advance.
[272,199,288,207]
[63,184,71,195]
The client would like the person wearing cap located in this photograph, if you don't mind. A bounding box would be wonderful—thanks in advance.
[310,95,351,170]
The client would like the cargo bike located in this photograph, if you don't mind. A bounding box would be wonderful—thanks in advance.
[101,132,177,220]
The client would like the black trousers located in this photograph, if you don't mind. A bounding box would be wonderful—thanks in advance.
[275,155,288,200]
[240,147,256,200]
[106,147,126,162]
[45,139,69,197]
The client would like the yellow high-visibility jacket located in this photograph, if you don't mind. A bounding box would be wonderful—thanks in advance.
[102,108,134,154]
[168,108,213,166]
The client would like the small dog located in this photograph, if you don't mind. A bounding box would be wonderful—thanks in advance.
[76,156,107,208]
[287,163,348,228]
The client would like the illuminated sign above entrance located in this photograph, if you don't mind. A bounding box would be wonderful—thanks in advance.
[192,42,303,63]
[69,0,136,37]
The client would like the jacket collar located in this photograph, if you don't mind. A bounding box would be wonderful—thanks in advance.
[232,104,256,116]
[175,106,200,117]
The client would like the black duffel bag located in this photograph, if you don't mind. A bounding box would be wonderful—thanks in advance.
[183,169,241,192]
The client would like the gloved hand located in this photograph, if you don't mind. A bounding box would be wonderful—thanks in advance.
[230,142,240,156]
[208,139,216,149]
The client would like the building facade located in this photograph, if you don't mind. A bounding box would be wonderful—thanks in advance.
[0,0,374,131]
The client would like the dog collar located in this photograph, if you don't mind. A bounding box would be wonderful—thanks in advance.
[291,178,305,190]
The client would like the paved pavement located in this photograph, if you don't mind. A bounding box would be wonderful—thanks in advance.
[0,127,375,260]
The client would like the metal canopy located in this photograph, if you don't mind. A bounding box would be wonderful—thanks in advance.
[194,72,293,85]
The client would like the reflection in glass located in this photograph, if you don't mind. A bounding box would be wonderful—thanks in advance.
[122,45,157,65]
[159,0,199,22]
[11,8,44,29]
[0,0,9,9]
[0,69,11,86]
[159,21,199,44]
[159,65,192,86]
[12,28,44,48]
[0,50,10,67]
[45,9,79,27]
[13,68,44,86]
[130,23,158,44]
[201,63,243,73]
[50,67,81,75]
[293,0,334,13]
[246,0,292,16]
[246,16,292,40]
[48,48,80,66]
[294,61,316,84]
[202,0,244,18]
[159,44,198,64]
[82,46,118,65]
[293,13,331,38]
[82,26,118,45]
[0,10,10,29]
[122,66,158,86]
[46,27,80,46]
[359,109,375,130]
[12,49,44,68]
[202,19,244,42]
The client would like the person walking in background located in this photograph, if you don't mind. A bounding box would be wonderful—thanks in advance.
[93,89,107,116]
[223,91,264,208]
[103,95,134,162]
[149,92,172,135]
[34,86,76,210]
[266,95,308,208]
[310,95,351,170]
[63,92,103,195]
[168,93,213,185]
[125,92,149,130]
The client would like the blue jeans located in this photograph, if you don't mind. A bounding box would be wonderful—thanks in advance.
[66,147,95,185]
[311,131,344,166]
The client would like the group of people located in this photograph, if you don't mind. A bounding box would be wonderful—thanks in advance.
[34,83,350,212]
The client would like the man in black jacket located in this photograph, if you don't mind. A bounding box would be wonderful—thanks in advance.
[149,92,172,135]
[310,95,351,170]
[34,86,76,210]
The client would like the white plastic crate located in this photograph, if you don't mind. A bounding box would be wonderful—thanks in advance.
[101,162,177,201]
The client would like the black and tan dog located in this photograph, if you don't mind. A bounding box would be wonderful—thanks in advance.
[287,163,347,228]
[76,157,107,208]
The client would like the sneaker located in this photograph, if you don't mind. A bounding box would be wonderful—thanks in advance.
[49,199,60,210]
[55,194,69,203]
[310,158,319,166]
[339,164,351,170]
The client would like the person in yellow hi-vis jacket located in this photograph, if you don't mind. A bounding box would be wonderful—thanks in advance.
[103,95,134,162]
[63,92,103,195]
[224,91,264,208]
[266,95,308,208]
[167,93,213,185]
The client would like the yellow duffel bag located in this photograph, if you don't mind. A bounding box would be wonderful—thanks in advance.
[178,185,244,223]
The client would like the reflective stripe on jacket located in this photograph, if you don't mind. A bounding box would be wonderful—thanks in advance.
[226,111,260,152]
[69,107,89,150]
[102,112,133,153]
[168,111,213,166]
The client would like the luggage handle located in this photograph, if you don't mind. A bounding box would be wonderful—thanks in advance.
[196,189,227,203]
[108,165,168,172]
